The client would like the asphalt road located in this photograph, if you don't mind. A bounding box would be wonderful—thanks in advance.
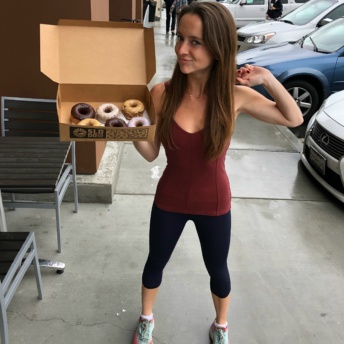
[289,121,308,139]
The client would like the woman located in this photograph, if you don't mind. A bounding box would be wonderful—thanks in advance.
[165,0,177,35]
[170,0,189,16]
[132,2,303,344]
[266,0,283,20]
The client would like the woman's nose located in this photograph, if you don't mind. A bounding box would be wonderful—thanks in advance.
[176,40,189,55]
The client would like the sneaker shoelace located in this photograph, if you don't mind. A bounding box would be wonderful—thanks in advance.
[214,327,227,344]
[138,320,152,341]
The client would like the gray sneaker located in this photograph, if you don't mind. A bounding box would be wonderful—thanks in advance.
[209,321,229,344]
[132,317,154,344]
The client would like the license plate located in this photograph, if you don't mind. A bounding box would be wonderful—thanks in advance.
[309,146,326,175]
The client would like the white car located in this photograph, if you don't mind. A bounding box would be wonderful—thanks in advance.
[301,90,344,203]
[195,0,308,27]
[237,0,344,52]
[221,0,308,27]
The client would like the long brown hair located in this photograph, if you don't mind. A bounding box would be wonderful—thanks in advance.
[158,2,238,161]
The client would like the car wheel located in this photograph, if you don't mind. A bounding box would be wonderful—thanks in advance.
[283,80,320,122]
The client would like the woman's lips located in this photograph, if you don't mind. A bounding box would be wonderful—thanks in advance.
[178,58,192,64]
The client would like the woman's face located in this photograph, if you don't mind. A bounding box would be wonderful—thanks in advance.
[175,13,214,76]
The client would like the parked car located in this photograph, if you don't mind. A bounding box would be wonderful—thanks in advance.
[301,90,344,203]
[236,17,344,122]
[195,0,308,27]
[237,0,344,52]
[223,0,309,27]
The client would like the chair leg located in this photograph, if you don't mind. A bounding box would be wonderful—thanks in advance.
[31,234,43,300]
[9,194,16,211]
[54,191,62,253]
[0,287,9,344]
[0,192,8,232]
[73,179,79,214]
[71,142,79,214]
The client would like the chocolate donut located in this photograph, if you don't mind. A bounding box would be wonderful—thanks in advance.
[105,118,128,127]
[70,103,95,124]
[128,116,150,127]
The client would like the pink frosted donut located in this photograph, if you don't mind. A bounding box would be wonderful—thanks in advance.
[128,117,150,127]
[96,103,119,124]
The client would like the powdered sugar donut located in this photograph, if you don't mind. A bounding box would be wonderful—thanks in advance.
[96,103,119,124]
[128,116,150,127]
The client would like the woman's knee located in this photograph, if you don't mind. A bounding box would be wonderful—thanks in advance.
[142,254,168,287]
[209,266,231,298]
[210,275,231,298]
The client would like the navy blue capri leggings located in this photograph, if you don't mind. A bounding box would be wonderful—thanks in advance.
[142,203,231,298]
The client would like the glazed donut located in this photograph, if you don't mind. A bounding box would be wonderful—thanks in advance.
[70,103,95,124]
[78,118,102,127]
[122,99,145,120]
[96,103,119,124]
[128,116,150,128]
[105,118,128,127]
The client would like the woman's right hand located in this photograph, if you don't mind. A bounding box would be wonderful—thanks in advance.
[133,83,164,162]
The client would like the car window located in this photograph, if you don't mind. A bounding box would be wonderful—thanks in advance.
[303,18,344,52]
[295,0,309,2]
[282,0,336,25]
[246,0,265,4]
[323,3,344,20]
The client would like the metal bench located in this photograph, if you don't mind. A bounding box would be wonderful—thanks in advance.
[0,231,43,344]
[0,96,78,253]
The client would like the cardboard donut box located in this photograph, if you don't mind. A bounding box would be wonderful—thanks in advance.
[40,19,156,142]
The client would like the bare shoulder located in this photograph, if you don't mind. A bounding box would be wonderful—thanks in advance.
[234,84,254,102]
[234,84,250,114]
[150,82,167,118]
[150,81,166,94]
[234,84,263,115]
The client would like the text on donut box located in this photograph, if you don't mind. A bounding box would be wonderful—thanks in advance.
[70,127,150,140]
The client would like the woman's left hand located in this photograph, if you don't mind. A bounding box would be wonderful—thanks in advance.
[236,64,272,88]
[235,64,304,127]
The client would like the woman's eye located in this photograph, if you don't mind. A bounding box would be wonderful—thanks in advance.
[176,35,183,41]
[191,40,201,46]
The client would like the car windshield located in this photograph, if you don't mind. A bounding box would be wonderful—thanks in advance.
[280,0,336,25]
[225,0,241,3]
[301,18,344,52]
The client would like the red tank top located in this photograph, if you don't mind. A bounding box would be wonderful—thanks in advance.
[154,120,231,216]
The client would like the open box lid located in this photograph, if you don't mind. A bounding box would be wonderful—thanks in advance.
[40,19,156,86]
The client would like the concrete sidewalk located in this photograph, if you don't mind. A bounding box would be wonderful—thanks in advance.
[3,10,344,344]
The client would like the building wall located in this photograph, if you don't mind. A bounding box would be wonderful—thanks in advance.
[0,0,143,173]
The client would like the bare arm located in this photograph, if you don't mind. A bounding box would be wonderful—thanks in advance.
[133,82,165,162]
[235,64,304,128]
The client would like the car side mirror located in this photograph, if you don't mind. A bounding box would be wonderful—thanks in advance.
[240,0,247,6]
[318,18,332,27]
